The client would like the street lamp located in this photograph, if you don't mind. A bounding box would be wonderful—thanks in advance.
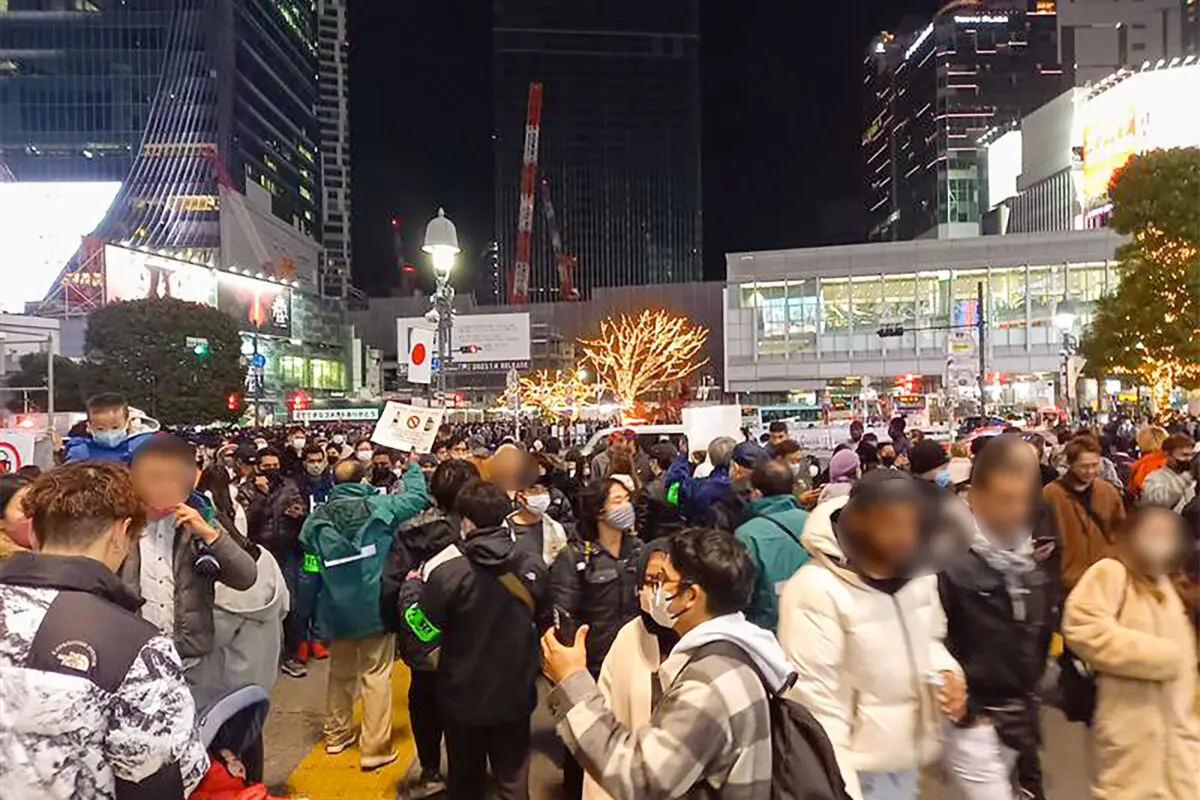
[423,208,460,399]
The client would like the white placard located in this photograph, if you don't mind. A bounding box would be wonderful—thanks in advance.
[370,402,445,454]
[681,405,743,454]
[0,430,36,473]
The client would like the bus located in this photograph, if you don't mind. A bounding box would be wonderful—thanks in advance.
[743,404,823,433]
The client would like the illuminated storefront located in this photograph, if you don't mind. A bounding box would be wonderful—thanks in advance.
[724,229,1123,397]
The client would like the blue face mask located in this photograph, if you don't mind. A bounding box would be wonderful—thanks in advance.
[934,467,953,488]
[93,428,128,449]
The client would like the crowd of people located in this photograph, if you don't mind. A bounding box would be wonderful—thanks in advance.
[1,391,1198,800]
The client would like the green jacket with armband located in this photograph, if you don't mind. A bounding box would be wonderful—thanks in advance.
[298,463,430,640]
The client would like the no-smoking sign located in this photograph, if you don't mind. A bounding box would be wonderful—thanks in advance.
[0,442,21,474]
[370,402,445,454]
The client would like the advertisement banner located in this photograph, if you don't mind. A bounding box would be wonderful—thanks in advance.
[218,273,292,336]
[397,312,531,373]
[0,430,36,474]
[293,407,382,423]
[105,245,218,307]
[370,402,445,454]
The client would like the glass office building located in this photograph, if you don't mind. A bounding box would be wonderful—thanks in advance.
[0,1,174,182]
[492,0,702,302]
[724,229,1123,398]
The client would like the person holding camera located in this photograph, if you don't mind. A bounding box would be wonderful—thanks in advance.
[123,434,257,679]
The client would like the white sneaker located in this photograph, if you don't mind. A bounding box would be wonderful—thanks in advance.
[361,751,399,771]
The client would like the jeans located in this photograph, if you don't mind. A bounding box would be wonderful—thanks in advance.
[942,721,1020,800]
[444,717,530,800]
[279,548,327,660]
[858,769,918,800]
[408,669,443,774]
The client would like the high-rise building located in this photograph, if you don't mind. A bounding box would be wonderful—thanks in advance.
[1059,0,1200,87]
[492,0,702,304]
[864,1,1064,242]
[317,0,352,299]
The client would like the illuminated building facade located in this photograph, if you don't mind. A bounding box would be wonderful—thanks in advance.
[864,1,1064,242]
[316,0,353,299]
[1058,0,1200,87]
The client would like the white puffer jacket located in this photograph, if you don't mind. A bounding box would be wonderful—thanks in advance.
[779,507,960,800]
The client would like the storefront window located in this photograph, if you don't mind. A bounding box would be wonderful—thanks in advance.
[278,355,307,386]
[952,270,987,328]
[850,276,884,332]
[311,358,345,390]
[820,278,851,334]
[1028,265,1062,328]
[786,280,817,354]
[989,266,1026,329]
[916,270,951,326]
[881,274,918,325]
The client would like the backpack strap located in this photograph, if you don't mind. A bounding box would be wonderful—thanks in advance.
[754,513,803,548]
[687,639,796,697]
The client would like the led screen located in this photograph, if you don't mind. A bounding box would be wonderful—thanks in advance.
[0,181,121,312]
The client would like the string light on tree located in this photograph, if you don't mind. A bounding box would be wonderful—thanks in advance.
[577,309,709,411]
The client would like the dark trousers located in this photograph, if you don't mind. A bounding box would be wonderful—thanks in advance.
[408,670,443,774]
[444,717,531,800]
[278,548,326,659]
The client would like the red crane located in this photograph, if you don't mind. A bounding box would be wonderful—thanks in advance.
[538,176,579,300]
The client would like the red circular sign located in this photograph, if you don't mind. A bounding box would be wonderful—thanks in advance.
[412,343,427,365]
[0,442,22,474]
[406,415,421,429]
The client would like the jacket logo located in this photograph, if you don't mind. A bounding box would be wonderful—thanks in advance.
[52,641,97,674]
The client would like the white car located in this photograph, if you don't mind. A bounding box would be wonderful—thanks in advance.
[581,424,685,458]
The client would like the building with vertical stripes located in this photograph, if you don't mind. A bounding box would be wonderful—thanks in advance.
[316,0,352,299]
[491,0,702,304]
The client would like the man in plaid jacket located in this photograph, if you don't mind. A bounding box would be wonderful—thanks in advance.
[543,528,795,799]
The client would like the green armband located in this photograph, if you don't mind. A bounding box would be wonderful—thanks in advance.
[404,603,441,643]
[666,482,680,508]
[301,553,321,574]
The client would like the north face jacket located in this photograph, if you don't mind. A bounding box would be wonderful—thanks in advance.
[298,465,430,641]
[0,552,209,800]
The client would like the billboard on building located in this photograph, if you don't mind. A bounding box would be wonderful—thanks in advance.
[397,312,531,373]
[0,181,121,312]
[1079,63,1200,205]
[217,272,293,337]
[219,185,320,287]
[104,245,218,306]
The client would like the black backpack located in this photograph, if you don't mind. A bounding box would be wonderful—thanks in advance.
[693,641,851,800]
[395,567,440,671]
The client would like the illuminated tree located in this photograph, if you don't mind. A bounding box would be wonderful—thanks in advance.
[1081,148,1200,405]
[518,369,598,416]
[577,310,709,410]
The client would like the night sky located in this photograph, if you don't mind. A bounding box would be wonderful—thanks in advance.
[347,0,943,297]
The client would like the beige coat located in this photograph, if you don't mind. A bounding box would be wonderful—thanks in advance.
[582,617,662,800]
[1063,558,1200,800]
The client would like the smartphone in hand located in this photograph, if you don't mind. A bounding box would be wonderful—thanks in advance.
[553,605,578,646]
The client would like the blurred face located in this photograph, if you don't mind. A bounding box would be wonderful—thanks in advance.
[1129,511,1182,575]
[843,500,920,576]
[259,454,281,476]
[611,437,634,457]
[1068,451,1101,488]
[1167,446,1193,472]
[89,406,129,436]
[434,444,449,463]
[450,440,470,460]
[968,471,1034,544]
[131,454,194,513]
[769,429,787,446]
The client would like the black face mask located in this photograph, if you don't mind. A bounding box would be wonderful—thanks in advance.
[260,468,281,486]
[372,464,392,481]
[881,455,896,467]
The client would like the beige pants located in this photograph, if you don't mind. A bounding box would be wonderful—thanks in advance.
[324,634,395,759]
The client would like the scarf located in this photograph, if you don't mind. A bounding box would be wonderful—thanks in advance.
[971,521,1036,622]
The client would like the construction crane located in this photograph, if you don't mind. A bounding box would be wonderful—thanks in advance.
[510,83,543,304]
[538,176,579,300]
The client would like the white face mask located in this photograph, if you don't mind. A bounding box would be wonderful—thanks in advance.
[356,450,373,463]
[292,437,307,451]
[647,583,685,630]
[524,493,552,516]
[332,434,346,445]
[789,462,802,478]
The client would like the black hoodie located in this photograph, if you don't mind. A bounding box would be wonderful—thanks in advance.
[415,524,548,726]
[379,508,460,634]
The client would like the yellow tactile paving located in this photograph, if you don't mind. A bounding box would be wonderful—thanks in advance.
[284,663,416,800]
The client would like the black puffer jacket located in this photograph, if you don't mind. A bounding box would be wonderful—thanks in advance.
[938,523,1061,800]
[548,534,645,673]
[239,477,305,561]
[379,507,460,634]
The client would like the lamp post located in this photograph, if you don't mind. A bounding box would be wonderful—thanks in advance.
[1054,298,1081,418]
[422,208,460,402]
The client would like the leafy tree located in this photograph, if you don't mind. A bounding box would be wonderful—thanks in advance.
[1080,148,1200,400]
[84,298,245,424]
[3,353,90,413]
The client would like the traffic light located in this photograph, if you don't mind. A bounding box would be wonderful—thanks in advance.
[226,393,241,412]
[876,324,905,338]
[187,336,211,358]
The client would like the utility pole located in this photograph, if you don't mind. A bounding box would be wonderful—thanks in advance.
[977,281,986,416]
